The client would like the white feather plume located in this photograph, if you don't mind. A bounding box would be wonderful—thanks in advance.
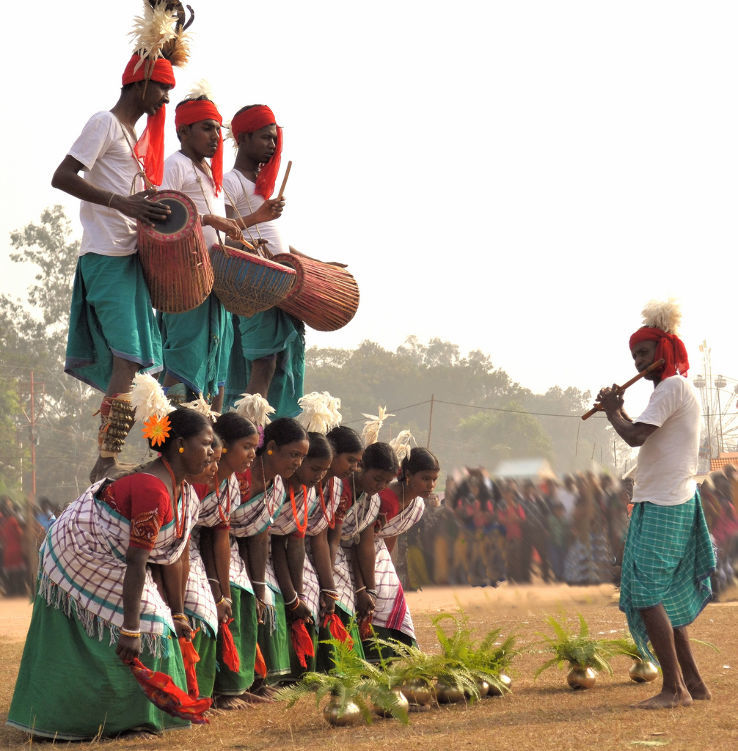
[232,393,275,427]
[361,405,395,446]
[129,2,179,70]
[641,298,682,334]
[128,373,174,420]
[186,79,214,102]
[181,394,219,422]
[297,392,342,434]
[389,430,416,464]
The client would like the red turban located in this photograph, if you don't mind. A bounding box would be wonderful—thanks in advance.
[175,99,224,195]
[121,54,177,186]
[230,105,282,199]
[629,327,689,381]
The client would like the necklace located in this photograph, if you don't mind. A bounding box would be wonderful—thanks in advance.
[318,479,335,529]
[260,455,276,522]
[289,485,309,536]
[161,458,185,538]
[215,476,231,523]
[113,114,152,190]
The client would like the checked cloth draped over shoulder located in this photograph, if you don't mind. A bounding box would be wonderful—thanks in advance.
[38,478,198,649]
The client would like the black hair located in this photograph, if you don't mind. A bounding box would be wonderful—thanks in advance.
[399,448,440,481]
[306,432,334,461]
[361,442,400,475]
[257,417,308,456]
[175,94,211,109]
[232,104,263,119]
[152,407,211,455]
[326,425,363,456]
[213,412,257,447]
[211,432,223,450]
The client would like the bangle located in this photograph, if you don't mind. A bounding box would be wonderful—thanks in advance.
[288,598,301,611]
[251,580,266,586]
[107,192,116,207]
[120,627,140,638]
[366,589,378,599]
[172,613,189,624]
[207,577,220,586]
[354,586,367,594]
[322,591,339,601]
[217,595,233,606]
[284,593,298,606]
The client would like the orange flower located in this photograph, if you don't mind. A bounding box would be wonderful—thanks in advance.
[142,413,171,447]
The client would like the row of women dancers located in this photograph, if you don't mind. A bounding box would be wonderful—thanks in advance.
[7,386,439,740]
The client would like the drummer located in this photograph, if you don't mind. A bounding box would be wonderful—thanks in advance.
[158,89,244,411]
[222,105,304,419]
[52,38,185,483]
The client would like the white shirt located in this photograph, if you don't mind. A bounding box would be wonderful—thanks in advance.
[160,150,225,248]
[68,111,145,256]
[222,169,288,255]
[632,375,700,506]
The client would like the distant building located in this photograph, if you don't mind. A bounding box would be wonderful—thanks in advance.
[493,457,556,482]
[709,451,738,472]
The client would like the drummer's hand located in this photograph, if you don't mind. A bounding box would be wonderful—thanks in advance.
[116,633,141,664]
[596,384,623,415]
[252,198,284,223]
[115,189,171,226]
[203,214,245,243]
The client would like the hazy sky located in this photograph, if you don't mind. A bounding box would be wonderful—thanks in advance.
[2,1,737,424]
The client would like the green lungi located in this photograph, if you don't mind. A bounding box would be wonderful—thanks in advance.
[65,253,162,392]
[159,293,233,400]
[8,595,188,740]
[257,591,291,683]
[213,586,258,696]
[619,492,715,662]
[224,309,305,418]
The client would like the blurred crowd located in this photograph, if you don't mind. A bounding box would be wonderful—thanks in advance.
[395,466,738,599]
[0,495,57,597]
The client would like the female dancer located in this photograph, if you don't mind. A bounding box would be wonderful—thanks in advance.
[8,407,214,739]
[367,448,440,659]
[185,413,259,702]
[217,416,308,697]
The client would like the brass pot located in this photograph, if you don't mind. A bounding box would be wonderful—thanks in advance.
[434,679,466,704]
[488,673,513,696]
[401,679,434,706]
[566,666,597,690]
[374,688,410,717]
[323,696,364,726]
[628,660,659,683]
[476,679,490,697]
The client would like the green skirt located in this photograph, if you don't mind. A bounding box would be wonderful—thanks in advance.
[224,309,305,418]
[213,586,257,696]
[257,591,291,683]
[620,493,715,662]
[65,253,162,392]
[317,604,366,671]
[159,293,232,400]
[7,595,188,740]
[191,625,217,700]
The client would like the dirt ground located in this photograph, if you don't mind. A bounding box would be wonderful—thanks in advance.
[1,583,736,751]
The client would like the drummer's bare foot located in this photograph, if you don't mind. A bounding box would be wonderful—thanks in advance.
[90,455,137,483]
[632,689,693,710]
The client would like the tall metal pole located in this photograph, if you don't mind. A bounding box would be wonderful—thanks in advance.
[427,394,435,449]
[30,370,37,498]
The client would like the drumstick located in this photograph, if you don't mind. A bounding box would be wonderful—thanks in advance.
[581,358,666,420]
[276,160,292,200]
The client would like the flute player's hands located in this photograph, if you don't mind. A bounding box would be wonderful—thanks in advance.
[596,384,624,415]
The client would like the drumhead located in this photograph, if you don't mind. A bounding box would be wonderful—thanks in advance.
[151,195,191,235]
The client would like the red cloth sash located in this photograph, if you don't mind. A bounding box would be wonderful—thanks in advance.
[290,620,315,669]
[254,642,268,678]
[178,634,201,698]
[322,613,354,650]
[220,618,240,672]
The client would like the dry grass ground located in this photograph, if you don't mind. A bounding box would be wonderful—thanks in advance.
[1,583,736,751]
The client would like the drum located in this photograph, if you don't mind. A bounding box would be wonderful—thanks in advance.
[210,245,297,317]
[137,190,214,313]
[271,253,359,331]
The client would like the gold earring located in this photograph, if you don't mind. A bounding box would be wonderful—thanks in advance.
[222,447,228,454]
[267,449,273,455]
[179,447,184,454]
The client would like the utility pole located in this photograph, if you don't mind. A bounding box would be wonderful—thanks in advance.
[427,394,435,449]
[30,371,37,498]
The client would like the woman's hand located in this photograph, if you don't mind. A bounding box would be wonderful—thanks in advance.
[356,590,375,619]
[319,592,336,618]
[216,597,233,624]
[116,633,141,664]
[173,617,194,641]
[288,600,313,625]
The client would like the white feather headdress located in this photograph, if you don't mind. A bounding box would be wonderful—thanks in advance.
[361,406,395,446]
[185,79,214,102]
[129,2,192,73]
[640,298,682,334]
[128,373,174,420]
[181,394,219,422]
[297,392,342,434]
[232,393,275,428]
[389,430,416,464]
